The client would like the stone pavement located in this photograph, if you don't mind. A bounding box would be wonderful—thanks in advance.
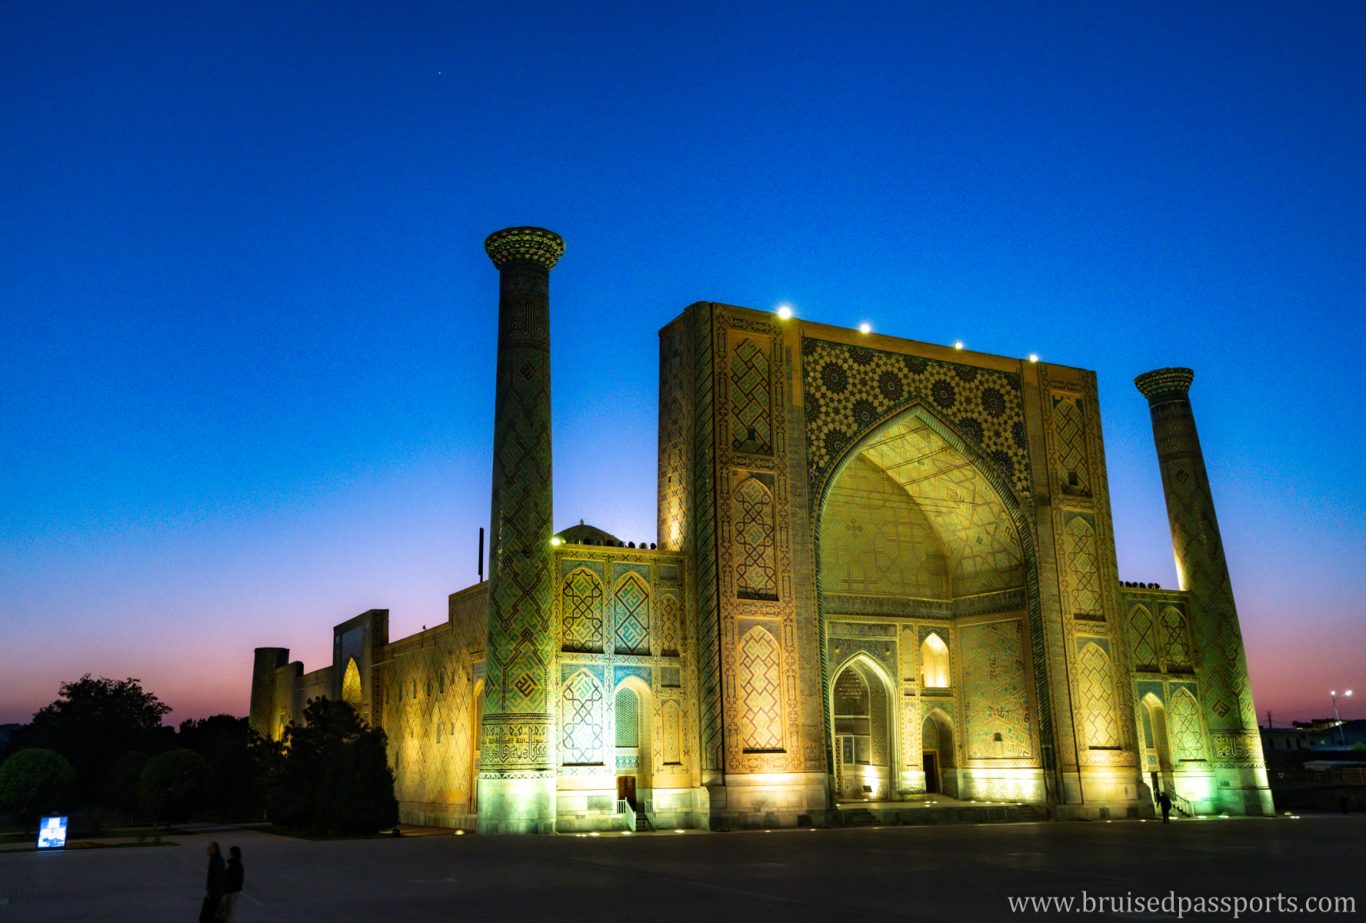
[0,816,1362,921]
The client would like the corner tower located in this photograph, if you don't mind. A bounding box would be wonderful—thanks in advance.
[478,227,565,834]
[1134,367,1272,815]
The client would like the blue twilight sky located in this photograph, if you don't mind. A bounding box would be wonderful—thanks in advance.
[1,2,1363,725]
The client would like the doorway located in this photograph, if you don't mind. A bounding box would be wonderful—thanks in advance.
[922,752,940,794]
[617,775,638,810]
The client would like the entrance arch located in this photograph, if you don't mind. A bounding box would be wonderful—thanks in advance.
[922,710,957,796]
[831,655,896,800]
[614,678,652,809]
[1140,691,1174,799]
[814,402,1041,802]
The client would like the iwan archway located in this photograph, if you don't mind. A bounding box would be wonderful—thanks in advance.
[815,404,1046,805]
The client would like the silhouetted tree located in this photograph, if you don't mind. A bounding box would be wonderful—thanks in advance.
[138,749,210,825]
[266,698,397,834]
[0,749,77,833]
[319,727,398,835]
[177,715,266,820]
[12,676,172,804]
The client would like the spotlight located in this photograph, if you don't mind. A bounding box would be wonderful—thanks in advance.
[776,304,793,320]
[953,341,964,350]
[1028,354,1039,363]
[858,322,871,334]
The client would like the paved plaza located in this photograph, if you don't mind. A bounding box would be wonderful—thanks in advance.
[1,816,1362,921]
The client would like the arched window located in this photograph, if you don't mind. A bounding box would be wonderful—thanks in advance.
[920,633,950,688]
[833,667,872,765]
[615,686,640,748]
[341,657,362,708]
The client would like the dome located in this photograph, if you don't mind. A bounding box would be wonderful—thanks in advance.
[554,520,622,546]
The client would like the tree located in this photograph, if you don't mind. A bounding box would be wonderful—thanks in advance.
[138,749,209,825]
[12,676,172,804]
[326,728,398,835]
[177,715,267,820]
[265,698,397,834]
[0,749,77,833]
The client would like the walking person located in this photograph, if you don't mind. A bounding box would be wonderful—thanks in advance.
[1158,790,1172,824]
[220,846,244,922]
[199,841,225,922]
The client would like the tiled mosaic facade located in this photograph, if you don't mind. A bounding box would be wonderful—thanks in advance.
[248,241,1270,832]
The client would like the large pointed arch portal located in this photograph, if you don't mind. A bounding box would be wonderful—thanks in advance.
[813,402,1053,805]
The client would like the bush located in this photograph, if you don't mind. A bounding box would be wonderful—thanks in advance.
[0,749,77,832]
[138,749,209,825]
[104,751,149,817]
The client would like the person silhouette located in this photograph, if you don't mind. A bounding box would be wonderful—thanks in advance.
[1158,790,1172,824]
[221,846,244,922]
[199,841,224,922]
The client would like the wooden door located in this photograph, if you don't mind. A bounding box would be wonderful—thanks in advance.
[617,775,637,809]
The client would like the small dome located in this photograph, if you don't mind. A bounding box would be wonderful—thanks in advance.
[554,521,622,546]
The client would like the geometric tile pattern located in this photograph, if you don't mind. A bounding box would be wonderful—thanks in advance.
[820,418,1026,598]
[819,455,950,598]
[1161,607,1191,670]
[661,700,683,764]
[658,316,691,552]
[687,307,725,772]
[737,626,783,752]
[380,588,486,818]
[481,245,559,775]
[801,337,1030,498]
[614,685,640,748]
[961,620,1033,759]
[733,477,778,600]
[1077,640,1121,749]
[1170,687,1205,762]
[730,337,773,455]
[1064,517,1102,615]
[559,669,604,765]
[560,568,604,653]
[612,573,651,655]
[658,591,681,657]
[1051,396,1092,497]
[1128,605,1159,669]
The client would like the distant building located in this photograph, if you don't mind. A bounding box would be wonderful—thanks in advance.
[248,227,1273,832]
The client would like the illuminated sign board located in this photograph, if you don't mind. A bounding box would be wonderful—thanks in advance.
[37,816,68,850]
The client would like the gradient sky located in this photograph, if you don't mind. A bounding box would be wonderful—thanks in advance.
[2,3,1363,727]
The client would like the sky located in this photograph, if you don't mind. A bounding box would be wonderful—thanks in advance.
[1,2,1363,727]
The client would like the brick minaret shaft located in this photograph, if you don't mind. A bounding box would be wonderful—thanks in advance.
[1135,367,1271,814]
[478,227,564,834]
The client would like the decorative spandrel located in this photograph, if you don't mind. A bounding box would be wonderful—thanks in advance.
[802,338,1030,498]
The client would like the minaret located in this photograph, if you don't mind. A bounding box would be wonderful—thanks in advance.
[1134,367,1272,815]
[477,227,564,834]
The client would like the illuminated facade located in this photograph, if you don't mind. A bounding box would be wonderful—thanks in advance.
[249,227,1272,832]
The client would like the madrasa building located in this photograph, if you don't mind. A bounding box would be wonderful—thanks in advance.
[248,226,1273,833]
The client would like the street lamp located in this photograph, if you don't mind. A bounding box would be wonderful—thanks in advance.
[1331,690,1353,746]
